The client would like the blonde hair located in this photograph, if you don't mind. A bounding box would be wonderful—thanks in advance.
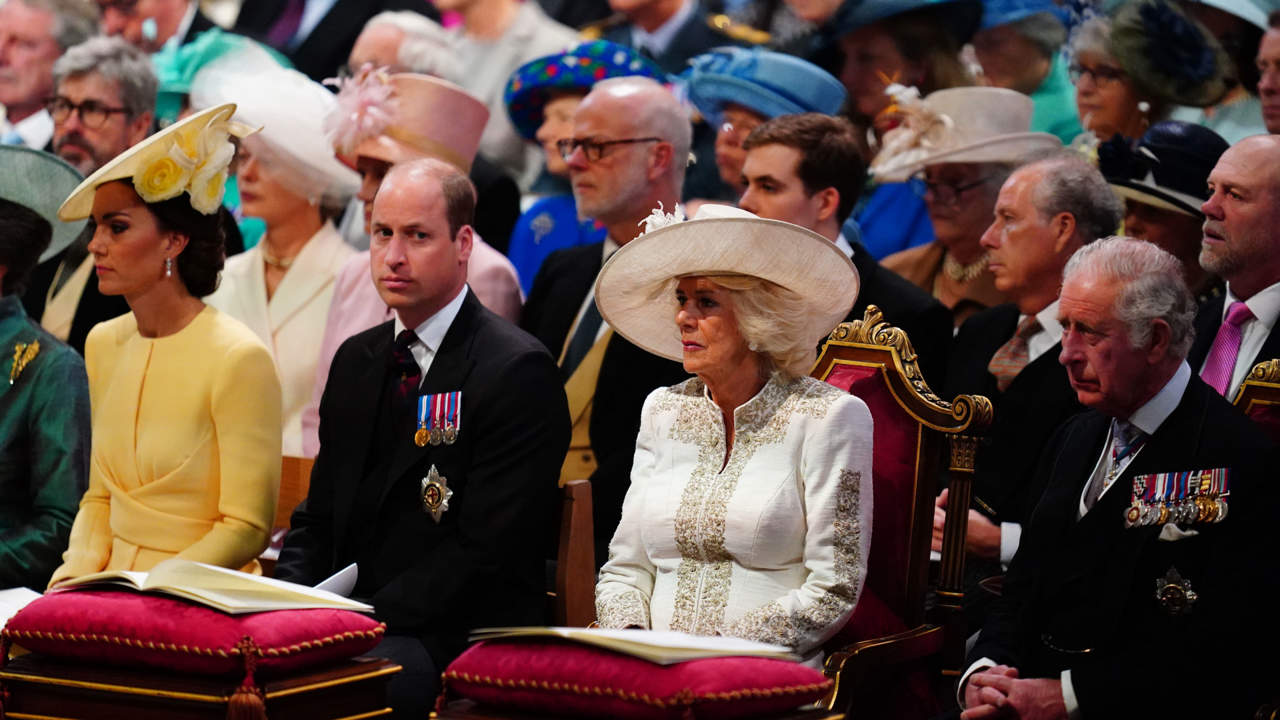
[698,274,816,378]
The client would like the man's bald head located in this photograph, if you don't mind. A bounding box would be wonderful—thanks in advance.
[579,76,692,183]
[1199,134,1280,299]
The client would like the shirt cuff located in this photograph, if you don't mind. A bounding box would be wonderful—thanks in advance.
[1062,669,1081,719]
[999,521,1022,568]
[956,656,996,708]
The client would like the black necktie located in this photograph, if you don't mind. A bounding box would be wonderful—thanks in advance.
[562,297,603,376]
[389,329,421,411]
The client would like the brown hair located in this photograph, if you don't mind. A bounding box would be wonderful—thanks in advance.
[743,113,867,223]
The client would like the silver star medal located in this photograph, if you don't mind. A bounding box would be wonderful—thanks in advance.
[420,464,453,523]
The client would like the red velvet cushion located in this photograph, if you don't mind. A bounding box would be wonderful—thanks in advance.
[2,590,384,676]
[441,638,833,719]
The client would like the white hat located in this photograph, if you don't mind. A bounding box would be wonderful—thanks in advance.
[871,86,1062,181]
[595,204,860,363]
[58,103,256,221]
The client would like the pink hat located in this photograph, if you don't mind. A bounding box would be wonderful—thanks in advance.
[326,67,488,172]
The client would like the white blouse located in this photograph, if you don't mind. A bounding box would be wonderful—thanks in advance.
[596,373,874,661]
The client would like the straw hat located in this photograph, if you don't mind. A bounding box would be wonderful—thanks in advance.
[504,40,667,141]
[681,46,847,125]
[1099,120,1229,217]
[326,67,488,172]
[595,204,859,363]
[870,86,1061,181]
[0,147,86,262]
[58,103,256,222]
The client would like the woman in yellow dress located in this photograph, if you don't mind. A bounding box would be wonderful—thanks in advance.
[48,105,282,586]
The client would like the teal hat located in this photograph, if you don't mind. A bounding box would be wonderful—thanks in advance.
[681,46,847,124]
[504,40,668,141]
[152,28,291,127]
[831,0,983,40]
[0,146,86,262]
[980,0,1070,29]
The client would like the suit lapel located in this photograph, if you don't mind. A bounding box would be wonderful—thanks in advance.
[332,322,394,545]
[1188,294,1225,369]
[379,292,481,506]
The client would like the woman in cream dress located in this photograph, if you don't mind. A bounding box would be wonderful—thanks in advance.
[49,105,282,585]
[594,205,874,664]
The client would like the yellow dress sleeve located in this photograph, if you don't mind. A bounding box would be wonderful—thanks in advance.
[175,334,282,569]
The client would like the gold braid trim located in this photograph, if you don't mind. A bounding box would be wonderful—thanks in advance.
[0,624,385,659]
[441,670,832,709]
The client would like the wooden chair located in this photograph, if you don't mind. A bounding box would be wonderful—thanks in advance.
[809,306,992,716]
[1232,359,1280,443]
[551,479,596,627]
[262,456,314,577]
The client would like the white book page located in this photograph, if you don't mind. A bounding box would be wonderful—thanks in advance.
[315,563,358,597]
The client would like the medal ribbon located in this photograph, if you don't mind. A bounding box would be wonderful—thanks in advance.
[433,393,446,433]
[417,394,432,433]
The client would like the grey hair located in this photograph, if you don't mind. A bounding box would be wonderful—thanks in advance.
[364,11,460,81]
[593,76,693,195]
[1062,236,1196,359]
[1007,12,1067,59]
[1068,14,1112,59]
[1027,152,1123,245]
[18,0,98,51]
[53,36,157,119]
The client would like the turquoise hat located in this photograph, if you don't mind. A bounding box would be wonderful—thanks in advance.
[681,46,847,124]
[504,40,668,141]
[980,0,1070,29]
[0,147,86,262]
[152,28,291,128]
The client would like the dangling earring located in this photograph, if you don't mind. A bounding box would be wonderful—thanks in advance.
[164,257,173,278]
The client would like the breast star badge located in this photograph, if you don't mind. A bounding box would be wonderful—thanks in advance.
[420,464,452,523]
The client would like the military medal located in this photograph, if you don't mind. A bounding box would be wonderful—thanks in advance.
[415,392,463,447]
[420,464,453,523]
[1128,468,1230,528]
[1154,566,1198,616]
[415,395,432,447]
[8,340,39,385]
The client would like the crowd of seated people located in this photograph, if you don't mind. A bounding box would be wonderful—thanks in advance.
[2,0,1280,717]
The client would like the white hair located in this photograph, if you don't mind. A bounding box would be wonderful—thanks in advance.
[1062,236,1196,359]
[364,11,460,81]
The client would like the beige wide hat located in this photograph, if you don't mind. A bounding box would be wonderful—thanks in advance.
[326,68,489,172]
[58,103,257,221]
[595,204,860,363]
[871,86,1062,182]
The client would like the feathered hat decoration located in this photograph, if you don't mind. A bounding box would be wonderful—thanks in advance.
[324,63,399,157]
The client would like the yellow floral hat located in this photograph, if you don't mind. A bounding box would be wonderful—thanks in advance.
[58,103,257,221]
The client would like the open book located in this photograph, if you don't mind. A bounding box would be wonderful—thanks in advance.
[54,558,373,614]
[469,627,797,665]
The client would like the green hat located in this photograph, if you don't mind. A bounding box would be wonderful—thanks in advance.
[1109,0,1232,108]
[0,147,87,262]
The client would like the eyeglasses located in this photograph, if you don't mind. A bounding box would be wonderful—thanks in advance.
[1068,62,1127,87]
[556,136,663,163]
[46,96,130,129]
[910,173,998,206]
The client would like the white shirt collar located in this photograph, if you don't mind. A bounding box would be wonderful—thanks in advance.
[2,109,54,149]
[1222,280,1280,328]
[295,0,341,49]
[630,0,693,57]
[1128,360,1190,436]
[162,1,200,52]
[1020,299,1064,363]
[834,233,854,259]
[393,283,469,357]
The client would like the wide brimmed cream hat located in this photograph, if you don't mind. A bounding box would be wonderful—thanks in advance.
[595,204,860,363]
[871,86,1061,182]
[59,103,257,221]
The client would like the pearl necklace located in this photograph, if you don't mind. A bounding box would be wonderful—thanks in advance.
[942,251,989,282]
[262,247,296,269]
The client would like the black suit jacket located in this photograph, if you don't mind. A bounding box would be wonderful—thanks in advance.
[182,9,218,45]
[970,375,1279,716]
[21,243,130,357]
[521,243,690,562]
[945,303,1084,527]
[1187,292,1280,387]
[276,291,569,667]
[232,0,439,83]
[845,241,952,386]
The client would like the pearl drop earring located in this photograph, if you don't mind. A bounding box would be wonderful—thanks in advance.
[164,257,173,278]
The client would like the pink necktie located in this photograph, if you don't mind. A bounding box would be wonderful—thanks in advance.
[1201,301,1255,396]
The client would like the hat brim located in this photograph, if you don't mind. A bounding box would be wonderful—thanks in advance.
[58,104,245,221]
[595,217,860,363]
[686,72,844,123]
[354,132,473,173]
[0,146,87,262]
[1109,179,1202,217]
[871,132,1062,181]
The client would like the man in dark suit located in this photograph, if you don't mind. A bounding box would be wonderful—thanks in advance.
[277,159,569,718]
[521,77,691,564]
[937,153,1122,611]
[0,0,97,151]
[1186,135,1280,401]
[961,237,1279,719]
[98,0,219,53]
[738,112,953,385]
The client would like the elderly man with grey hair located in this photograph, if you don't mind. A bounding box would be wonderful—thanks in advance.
[521,75,694,564]
[18,36,149,354]
[0,0,98,149]
[938,152,1123,634]
[960,236,1279,720]
[348,11,459,79]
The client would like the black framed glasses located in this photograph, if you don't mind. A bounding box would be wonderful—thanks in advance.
[1068,62,1127,87]
[46,96,130,129]
[910,173,998,206]
[556,136,663,163]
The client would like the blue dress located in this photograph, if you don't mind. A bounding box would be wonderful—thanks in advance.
[508,194,607,296]
[853,182,935,261]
